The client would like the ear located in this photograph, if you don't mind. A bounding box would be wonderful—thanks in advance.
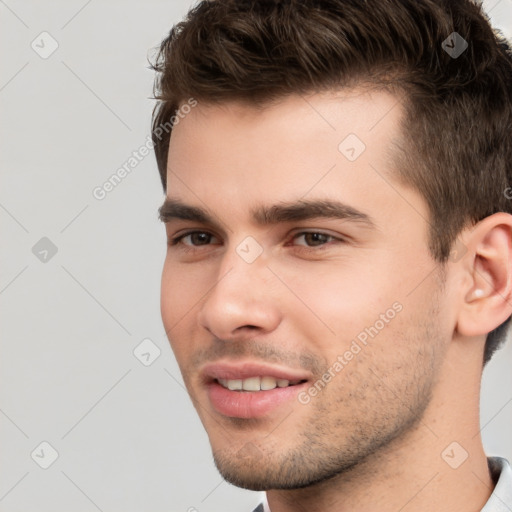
[456,213,512,337]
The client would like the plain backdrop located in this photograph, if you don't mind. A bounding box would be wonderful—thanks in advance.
[1,1,511,511]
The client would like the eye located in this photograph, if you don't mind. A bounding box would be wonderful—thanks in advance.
[292,232,336,247]
[168,231,220,247]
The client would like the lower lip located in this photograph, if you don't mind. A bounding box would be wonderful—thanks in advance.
[207,380,308,419]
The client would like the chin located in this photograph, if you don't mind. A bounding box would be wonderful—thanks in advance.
[212,447,359,491]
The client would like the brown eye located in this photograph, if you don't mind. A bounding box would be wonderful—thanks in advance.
[186,232,212,245]
[294,232,334,247]
[169,231,220,247]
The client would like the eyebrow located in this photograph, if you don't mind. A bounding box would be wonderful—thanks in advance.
[158,198,376,230]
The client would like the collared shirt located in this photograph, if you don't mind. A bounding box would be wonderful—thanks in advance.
[250,457,512,512]
[482,457,512,511]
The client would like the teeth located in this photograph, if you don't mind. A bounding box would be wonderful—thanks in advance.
[217,377,298,391]
[242,377,261,391]
[227,379,242,391]
[261,376,278,390]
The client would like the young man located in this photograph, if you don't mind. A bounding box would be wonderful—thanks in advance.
[151,1,512,510]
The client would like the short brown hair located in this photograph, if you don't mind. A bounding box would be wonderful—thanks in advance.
[150,0,512,364]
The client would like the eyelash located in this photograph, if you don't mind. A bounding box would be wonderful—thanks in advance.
[167,230,343,252]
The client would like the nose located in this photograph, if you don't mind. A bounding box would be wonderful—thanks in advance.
[197,248,282,341]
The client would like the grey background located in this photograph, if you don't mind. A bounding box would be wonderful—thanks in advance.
[1,1,511,511]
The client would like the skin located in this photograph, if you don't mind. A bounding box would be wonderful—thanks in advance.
[159,89,512,512]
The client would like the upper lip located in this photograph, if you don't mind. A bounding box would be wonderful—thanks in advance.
[200,360,313,384]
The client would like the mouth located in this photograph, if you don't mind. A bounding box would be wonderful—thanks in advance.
[201,361,312,419]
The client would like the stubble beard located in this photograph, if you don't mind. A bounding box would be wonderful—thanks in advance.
[210,316,445,491]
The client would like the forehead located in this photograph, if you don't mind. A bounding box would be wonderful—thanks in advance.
[165,89,410,224]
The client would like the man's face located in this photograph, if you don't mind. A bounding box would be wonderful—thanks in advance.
[160,90,452,490]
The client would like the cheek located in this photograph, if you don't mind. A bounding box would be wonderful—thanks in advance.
[275,249,442,371]
[160,261,181,325]
[160,259,209,358]
[160,258,210,319]
[274,257,403,350]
